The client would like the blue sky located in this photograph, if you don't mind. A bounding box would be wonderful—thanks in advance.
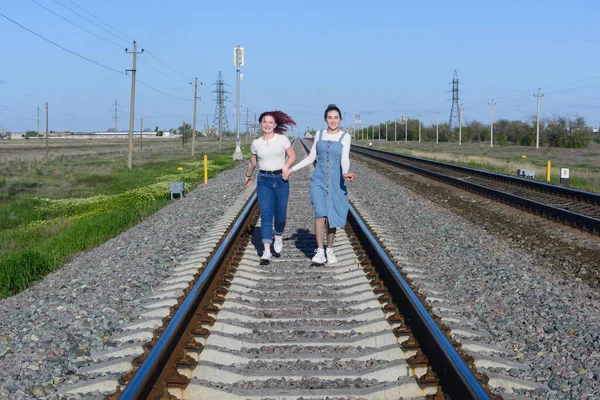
[1,0,599,136]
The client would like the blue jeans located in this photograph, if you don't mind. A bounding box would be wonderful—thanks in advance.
[257,173,289,244]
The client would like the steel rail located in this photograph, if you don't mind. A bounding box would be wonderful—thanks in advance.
[300,138,490,399]
[352,144,600,205]
[351,146,600,233]
[120,192,258,399]
[347,205,490,399]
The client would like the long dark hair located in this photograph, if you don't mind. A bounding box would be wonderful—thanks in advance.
[259,110,296,134]
[324,104,342,120]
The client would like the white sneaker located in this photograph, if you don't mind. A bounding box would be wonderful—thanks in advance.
[261,248,272,262]
[311,248,326,264]
[274,235,283,253]
[326,248,337,264]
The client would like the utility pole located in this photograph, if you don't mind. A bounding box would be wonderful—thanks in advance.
[233,45,244,161]
[234,45,243,141]
[37,106,40,136]
[459,104,463,146]
[126,41,143,169]
[191,78,199,156]
[139,117,144,150]
[534,88,544,149]
[435,109,439,144]
[45,102,49,159]
[385,121,388,141]
[245,107,249,144]
[489,99,496,148]
[418,111,423,143]
[114,99,118,135]
[206,114,210,137]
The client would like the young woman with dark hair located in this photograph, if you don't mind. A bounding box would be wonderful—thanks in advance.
[244,110,296,262]
[284,104,355,264]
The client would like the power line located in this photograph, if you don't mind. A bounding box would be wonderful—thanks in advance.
[138,59,190,84]
[494,92,533,104]
[136,79,188,101]
[545,82,600,96]
[29,0,122,48]
[146,51,194,81]
[0,11,124,75]
[1,12,191,102]
[491,75,600,104]
[66,0,134,43]
[62,0,196,90]
[50,0,130,44]
[544,76,600,90]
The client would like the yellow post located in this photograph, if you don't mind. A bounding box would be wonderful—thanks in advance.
[204,154,208,184]
[547,160,551,182]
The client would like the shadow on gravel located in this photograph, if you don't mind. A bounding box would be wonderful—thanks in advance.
[289,228,317,259]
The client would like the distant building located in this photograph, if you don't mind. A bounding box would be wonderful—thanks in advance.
[93,131,158,136]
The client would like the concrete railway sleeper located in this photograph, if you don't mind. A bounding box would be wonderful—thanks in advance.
[58,140,511,399]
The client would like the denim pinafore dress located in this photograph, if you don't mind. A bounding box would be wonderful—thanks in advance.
[309,130,348,229]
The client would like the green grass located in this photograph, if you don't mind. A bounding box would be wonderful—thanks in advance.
[0,139,241,298]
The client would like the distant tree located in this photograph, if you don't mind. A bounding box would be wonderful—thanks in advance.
[494,119,510,146]
[438,123,451,142]
[108,127,116,132]
[25,130,38,139]
[178,122,192,136]
[157,130,164,137]
[465,120,486,143]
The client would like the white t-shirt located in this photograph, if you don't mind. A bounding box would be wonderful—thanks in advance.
[251,134,292,171]
[292,130,351,174]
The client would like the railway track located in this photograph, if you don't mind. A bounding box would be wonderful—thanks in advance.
[349,145,600,234]
[56,140,543,399]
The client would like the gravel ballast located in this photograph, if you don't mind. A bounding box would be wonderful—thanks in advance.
[1,148,599,399]
[348,157,600,400]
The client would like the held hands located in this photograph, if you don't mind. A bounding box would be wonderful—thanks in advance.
[343,172,356,182]
[282,166,291,181]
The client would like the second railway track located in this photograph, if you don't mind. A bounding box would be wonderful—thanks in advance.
[349,144,600,234]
